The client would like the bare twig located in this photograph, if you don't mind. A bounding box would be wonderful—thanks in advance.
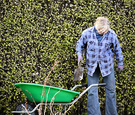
[55,104,62,115]
[44,61,59,85]
[24,97,30,115]
[44,87,51,115]
[39,61,60,115]
[50,87,63,115]
[59,104,62,115]
[64,92,83,114]
[25,90,37,106]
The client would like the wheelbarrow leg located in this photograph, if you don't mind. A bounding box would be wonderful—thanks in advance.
[64,105,66,115]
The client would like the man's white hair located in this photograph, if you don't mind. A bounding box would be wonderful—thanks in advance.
[94,17,110,34]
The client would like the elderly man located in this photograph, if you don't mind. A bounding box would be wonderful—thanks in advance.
[76,17,123,115]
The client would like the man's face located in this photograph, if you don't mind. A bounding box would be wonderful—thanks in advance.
[97,26,108,35]
[97,27,104,35]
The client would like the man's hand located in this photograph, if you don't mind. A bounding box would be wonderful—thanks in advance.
[78,55,83,65]
[118,65,123,72]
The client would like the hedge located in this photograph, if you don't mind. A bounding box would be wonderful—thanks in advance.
[0,0,134,114]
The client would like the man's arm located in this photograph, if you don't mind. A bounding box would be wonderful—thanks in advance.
[113,34,124,71]
[76,32,87,63]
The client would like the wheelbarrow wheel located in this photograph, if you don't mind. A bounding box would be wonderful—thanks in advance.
[15,102,37,115]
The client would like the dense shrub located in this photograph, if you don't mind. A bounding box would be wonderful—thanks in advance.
[0,0,134,114]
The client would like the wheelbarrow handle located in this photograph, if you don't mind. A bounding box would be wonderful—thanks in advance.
[71,84,87,91]
[68,83,106,105]
[81,83,106,87]
[98,83,106,86]
[79,83,106,98]
[71,83,106,91]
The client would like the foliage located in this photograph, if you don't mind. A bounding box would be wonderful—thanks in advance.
[0,0,134,114]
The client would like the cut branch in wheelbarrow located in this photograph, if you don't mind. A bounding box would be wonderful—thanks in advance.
[39,61,60,115]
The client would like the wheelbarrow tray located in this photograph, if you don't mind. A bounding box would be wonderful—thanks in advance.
[15,83,80,103]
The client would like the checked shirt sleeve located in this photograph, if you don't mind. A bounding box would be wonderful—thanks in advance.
[113,34,124,66]
[76,32,87,56]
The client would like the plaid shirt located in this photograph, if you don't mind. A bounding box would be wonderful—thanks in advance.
[76,26,123,77]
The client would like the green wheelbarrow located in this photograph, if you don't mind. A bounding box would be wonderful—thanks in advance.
[11,83,106,114]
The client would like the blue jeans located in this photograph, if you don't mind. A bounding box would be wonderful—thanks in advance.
[87,66,118,115]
